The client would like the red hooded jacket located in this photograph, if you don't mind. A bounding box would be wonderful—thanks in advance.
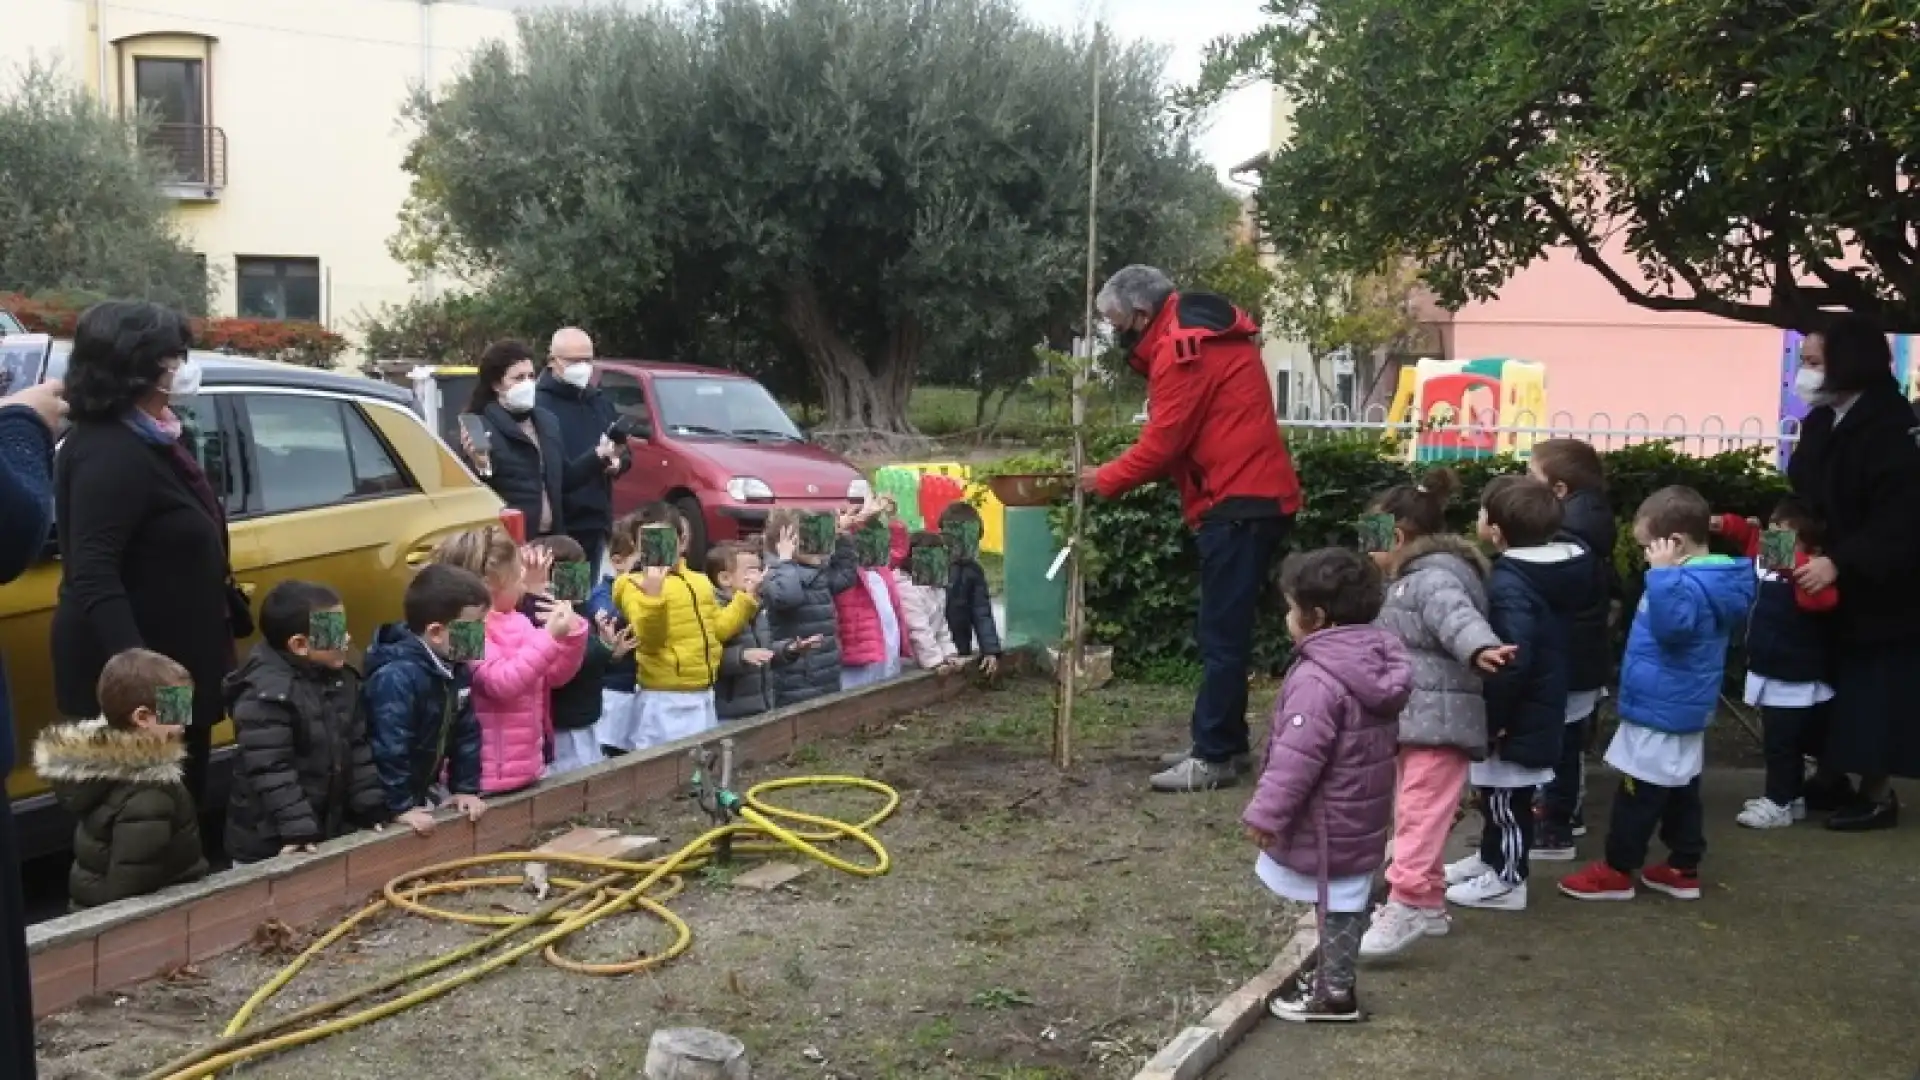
[1093,292,1302,527]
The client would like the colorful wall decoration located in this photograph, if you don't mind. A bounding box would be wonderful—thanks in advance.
[1407,357,1550,462]
[1778,331,1918,468]
[870,462,1007,555]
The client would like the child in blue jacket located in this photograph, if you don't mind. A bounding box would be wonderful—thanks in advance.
[587,521,641,755]
[362,564,493,836]
[1561,486,1753,903]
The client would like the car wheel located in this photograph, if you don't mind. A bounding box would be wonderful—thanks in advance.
[675,495,708,562]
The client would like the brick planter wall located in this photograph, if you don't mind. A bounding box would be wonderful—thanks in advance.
[25,670,967,1016]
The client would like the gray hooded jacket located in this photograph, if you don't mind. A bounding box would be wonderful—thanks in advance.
[1373,534,1502,757]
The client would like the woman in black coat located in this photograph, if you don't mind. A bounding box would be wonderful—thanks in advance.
[0,378,63,1079]
[1785,314,1920,831]
[50,301,242,810]
[462,340,610,538]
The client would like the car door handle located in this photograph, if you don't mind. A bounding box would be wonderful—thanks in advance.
[405,542,438,568]
[237,582,257,598]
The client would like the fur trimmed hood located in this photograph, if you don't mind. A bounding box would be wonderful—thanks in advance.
[1391,533,1490,580]
[33,717,187,786]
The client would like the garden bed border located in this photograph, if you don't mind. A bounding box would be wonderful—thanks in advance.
[26,670,967,1017]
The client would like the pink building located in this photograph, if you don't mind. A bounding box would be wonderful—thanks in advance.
[1444,237,1784,432]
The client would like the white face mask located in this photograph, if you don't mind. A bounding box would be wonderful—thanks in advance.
[163,355,203,404]
[560,362,593,389]
[1794,366,1829,403]
[501,380,538,414]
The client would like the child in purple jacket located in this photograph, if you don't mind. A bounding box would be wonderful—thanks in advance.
[1243,548,1413,1024]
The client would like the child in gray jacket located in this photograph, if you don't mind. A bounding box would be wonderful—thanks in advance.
[1360,468,1513,959]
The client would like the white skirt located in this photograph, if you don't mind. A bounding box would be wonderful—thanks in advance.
[632,689,719,750]
[549,728,604,777]
[596,689,642,752]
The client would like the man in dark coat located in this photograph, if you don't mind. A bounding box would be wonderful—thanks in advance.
[1081,265,1304,793]
[0,378,63,1078]
[536,328,631,570]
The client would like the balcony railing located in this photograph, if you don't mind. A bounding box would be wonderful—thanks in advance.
[144,123,228,194]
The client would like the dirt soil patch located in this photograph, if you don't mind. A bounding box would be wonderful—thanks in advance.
[38,678,1301,1080]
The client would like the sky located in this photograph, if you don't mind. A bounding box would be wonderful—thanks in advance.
[474,0,1276,185]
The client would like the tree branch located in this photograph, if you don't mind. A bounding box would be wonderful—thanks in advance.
[1527,187,1849,331]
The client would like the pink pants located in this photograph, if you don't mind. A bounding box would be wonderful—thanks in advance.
[1386,745,1471,910]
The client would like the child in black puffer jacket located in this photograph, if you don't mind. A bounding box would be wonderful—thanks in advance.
[1527,439,1617,860]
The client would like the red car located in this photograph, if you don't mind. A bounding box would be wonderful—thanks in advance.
[591,360,869,554]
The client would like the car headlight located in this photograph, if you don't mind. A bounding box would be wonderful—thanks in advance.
[847,477,872,501]
[726,476,775,502]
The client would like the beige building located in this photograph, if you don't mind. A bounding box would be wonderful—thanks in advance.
[1229,85,1314,417]
[1,0,516,334]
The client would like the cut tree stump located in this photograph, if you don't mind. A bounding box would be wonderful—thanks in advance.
[643,1028,750,1079]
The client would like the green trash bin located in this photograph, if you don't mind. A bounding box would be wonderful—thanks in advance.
[1001,506,1065,648]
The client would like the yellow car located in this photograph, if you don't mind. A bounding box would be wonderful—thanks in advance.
[4,352,507,857]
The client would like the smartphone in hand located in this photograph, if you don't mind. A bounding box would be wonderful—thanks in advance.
[458,414,493,477]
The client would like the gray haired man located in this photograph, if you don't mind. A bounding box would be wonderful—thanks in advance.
[1080,266,1304,792]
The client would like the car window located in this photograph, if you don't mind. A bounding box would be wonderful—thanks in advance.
[652,375,800,439]
[598,370,649,419]
[241,394,416,514]
[177,397,234,512]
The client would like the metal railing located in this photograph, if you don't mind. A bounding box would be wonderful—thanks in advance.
[143,123,228,191]
[1277,404,1801,462]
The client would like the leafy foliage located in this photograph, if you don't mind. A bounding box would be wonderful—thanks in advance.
[394,0,1234,433]
[1011,434,1787,680]
[0,65,211,313]
[1193,0,1920,332]
[2,290,347,369]
[358,290,538,365]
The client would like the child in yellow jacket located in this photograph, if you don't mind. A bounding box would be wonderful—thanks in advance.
[612,503,759,748]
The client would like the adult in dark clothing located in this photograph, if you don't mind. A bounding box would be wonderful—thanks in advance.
[0,378,64,1079]
[462,339,614,540]
[1785,315,1920,831]
[536,328,631,571]
[50,301,242,813]
[1081,265,1304,793]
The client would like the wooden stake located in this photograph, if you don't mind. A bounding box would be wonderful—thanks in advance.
[1056,24,1102,771]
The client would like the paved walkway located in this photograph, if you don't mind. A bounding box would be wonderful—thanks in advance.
[1211,769,1920,1080]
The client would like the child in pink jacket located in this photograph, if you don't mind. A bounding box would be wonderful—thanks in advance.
[431,528,588,795]
[837,513,911,689]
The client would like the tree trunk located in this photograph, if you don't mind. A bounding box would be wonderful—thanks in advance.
[780,279,917,434]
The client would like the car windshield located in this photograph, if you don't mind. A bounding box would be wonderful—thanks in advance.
[652,375,802,441]
[0,311,24,335]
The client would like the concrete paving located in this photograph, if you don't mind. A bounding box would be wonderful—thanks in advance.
[1210,768,1920,1080]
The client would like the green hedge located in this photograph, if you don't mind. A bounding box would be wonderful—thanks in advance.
[1033,430,1789,681]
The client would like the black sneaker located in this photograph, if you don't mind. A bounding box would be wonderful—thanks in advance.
[1268,981,1361,1023]
[1825,792,1899,832]
[1803,772,1858,813]
[1533,823,1577,862]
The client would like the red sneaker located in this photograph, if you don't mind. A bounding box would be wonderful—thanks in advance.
[1640,863,1701,900]
[1558,861,1636,901]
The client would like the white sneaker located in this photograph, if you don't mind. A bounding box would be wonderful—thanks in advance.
[1741,796,1807,821]
[1443,853,1492,887]
[1445,870,1528,911]
[1736,798,1798,829]
[1359,901,1448,959]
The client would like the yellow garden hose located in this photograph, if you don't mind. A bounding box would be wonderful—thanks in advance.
[141,773,900,1080]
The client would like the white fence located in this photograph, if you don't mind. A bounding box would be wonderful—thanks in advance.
[1278,404,1801,461]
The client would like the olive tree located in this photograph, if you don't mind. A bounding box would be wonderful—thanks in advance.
[0,64,210,312]
[395,0,1232,432]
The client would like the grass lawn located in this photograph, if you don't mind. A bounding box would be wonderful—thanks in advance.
[40,677,1293,1080]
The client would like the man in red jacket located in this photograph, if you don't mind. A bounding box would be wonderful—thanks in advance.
[1080,265,1303,792]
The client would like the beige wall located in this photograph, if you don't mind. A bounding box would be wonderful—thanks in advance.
[1,0,514,347]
